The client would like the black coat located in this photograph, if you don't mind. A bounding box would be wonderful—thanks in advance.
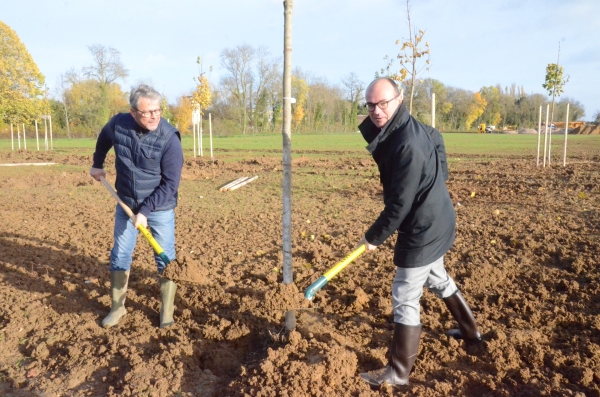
[359,103,455,268]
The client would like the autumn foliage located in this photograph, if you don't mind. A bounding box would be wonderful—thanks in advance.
[0,20,47,124]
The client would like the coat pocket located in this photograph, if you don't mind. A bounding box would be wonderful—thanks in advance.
[138,144,161,170]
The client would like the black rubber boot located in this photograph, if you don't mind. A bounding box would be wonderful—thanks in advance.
[102,270,130,328]
[443,291,484,345]
[360,323,422,387]
[159,277,177,328]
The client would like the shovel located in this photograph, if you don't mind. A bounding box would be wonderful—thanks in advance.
[100,177,171,266]
[304,244,366,300]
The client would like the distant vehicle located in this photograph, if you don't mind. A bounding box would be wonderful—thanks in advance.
[477,123,486,133]
[485,125,496,133]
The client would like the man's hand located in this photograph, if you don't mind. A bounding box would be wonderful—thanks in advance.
[358,236,378,252]
[134,213,148,229]
[90,167,106,181]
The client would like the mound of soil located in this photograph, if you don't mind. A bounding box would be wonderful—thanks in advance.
[518,128,538,134]
[0,147,599,396]
[570,124,600,135]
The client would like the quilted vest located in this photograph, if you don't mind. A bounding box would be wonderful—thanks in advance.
[113,114,178,213]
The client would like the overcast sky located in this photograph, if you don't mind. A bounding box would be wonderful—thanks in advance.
[3,0,599,119]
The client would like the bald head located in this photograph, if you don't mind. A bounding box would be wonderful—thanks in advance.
[365,78,403,128]
[366,77,401,97]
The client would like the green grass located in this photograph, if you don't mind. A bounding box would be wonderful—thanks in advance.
[1,132,598,158]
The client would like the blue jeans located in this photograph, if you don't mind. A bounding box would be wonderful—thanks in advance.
[110,205,176,273]
[391,256,458,326]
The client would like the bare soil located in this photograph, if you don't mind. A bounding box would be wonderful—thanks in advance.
[0,145,599,397]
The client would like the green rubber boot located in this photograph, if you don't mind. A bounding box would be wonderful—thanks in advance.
[159,277,177,328]
[102,270,130,328]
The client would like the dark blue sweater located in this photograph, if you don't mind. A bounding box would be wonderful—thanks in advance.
[93,114,183,217]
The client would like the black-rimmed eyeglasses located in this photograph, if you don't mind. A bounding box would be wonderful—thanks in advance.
[365,95,400,112]
[134,108,163,118]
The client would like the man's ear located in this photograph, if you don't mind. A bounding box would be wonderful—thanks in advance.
[129,108,136,117]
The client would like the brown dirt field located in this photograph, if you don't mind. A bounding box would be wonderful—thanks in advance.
[0,146,599,397]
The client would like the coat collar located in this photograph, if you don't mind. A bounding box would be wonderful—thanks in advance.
[359,103,409,154]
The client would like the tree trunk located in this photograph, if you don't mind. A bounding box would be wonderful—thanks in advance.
[282,0,295,331]
[62,100,71,138]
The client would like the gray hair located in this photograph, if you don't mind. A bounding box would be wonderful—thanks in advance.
[129,84,162,109]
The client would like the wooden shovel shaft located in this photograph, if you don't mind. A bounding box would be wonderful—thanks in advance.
[100,177,170,265]
[100,177,135,220]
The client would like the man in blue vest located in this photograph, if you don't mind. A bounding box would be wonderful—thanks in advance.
[357,78,483,388]
[90,84,183,329]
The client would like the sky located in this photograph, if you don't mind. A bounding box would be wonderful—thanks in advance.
[3,0,599,119]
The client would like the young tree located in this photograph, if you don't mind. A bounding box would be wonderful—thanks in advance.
[593,110,600,124]
[191,56,212,115]
[0,21,47,124]
[381,0,431,115]
[282,0,295,331]
[542,44,569,133]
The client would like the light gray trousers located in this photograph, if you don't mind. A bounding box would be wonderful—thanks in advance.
[392,255,458,325]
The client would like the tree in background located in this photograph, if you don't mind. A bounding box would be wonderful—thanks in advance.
[465,92,487,130]
[479,86,502,127]
[172,95,193,133]
[410,78,452,127]
[83,44,129,125]
[220,44,255,134]
[554,97,584,123]
[0,20,47,125]
[56,69,128,137]
[219,45,281,134]
[593,111,600,124]
[341,72,364,129]
[291,75,308,131]
[160,96,174,123]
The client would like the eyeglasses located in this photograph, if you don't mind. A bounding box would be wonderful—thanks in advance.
[365,95,400,112]
[134,108,163,118]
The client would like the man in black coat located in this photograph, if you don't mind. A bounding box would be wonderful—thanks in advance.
[358,78,483,388]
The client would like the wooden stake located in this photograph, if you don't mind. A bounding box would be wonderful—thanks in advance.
[49,115,53,150]
[563,103,569,167]
[228,175,258,191]
[35,120,40,151]
[431,92,435,128]
[218,177,248,192]
[209,113,213,159]
[543,104,549,168]
[536,106,542,167]
[23,123,27,151]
